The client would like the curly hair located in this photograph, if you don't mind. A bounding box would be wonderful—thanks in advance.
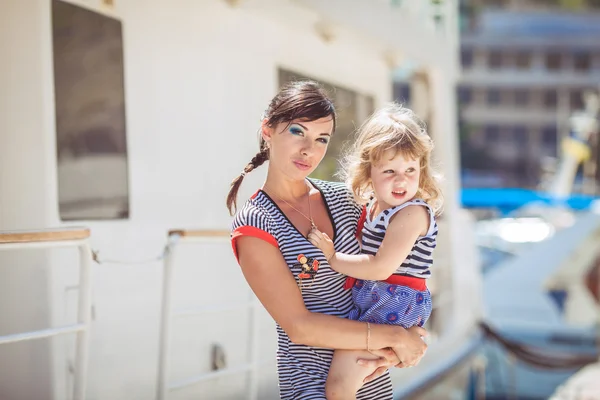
[339,103,443,216]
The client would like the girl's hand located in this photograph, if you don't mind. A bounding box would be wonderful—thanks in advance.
[307,228,335,261]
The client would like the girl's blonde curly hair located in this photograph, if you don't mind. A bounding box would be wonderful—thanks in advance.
[339,103,444,216]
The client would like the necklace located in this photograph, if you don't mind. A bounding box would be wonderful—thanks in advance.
[265,180,319,293]
[268,181,317,230]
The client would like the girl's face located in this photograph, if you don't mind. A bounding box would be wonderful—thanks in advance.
[370,149,421,211]
[262,117,334,181]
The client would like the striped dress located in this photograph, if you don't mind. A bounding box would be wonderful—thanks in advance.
[348,198,437,328]
[231,179,393,400]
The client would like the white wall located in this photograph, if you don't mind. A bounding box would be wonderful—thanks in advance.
[0,0,390,399]
[0,1,60,399]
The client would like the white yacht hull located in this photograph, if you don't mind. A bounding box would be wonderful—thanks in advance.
[0,1,482,399]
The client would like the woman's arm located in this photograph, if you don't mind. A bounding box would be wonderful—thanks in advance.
[309,205,430,281]
[235,235,426,361]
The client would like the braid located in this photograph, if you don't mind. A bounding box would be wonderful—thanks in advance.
[244,147,269,174]
[226,147,270,215]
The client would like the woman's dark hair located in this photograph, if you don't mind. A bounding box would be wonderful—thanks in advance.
[226,80,336,215]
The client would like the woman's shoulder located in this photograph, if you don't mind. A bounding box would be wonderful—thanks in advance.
[310,179,362,217]
[231,191,273,232]
[310,178,353,200]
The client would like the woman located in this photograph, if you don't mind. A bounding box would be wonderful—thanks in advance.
[227,81,427,400]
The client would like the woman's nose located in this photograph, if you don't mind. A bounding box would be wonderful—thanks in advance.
[300,138,314,155]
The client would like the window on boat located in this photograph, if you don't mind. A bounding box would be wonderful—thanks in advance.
[52,0,130,220]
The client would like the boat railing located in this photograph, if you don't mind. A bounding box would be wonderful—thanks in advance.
[0,227,93,400]
[156,229,259,400]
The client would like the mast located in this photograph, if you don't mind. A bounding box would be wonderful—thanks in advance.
[549,90,600,199]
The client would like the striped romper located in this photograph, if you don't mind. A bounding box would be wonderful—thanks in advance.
[231,179,393,400]
[345,198,438,328]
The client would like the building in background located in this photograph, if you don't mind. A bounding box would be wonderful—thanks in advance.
[459,7,600,190]
[397,1,600,191]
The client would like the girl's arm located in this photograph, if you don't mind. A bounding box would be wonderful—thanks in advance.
[235,235,427,362]
[309,205,429,281]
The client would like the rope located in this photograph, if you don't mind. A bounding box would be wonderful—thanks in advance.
[91,244,171,265]
[480,322,598,370]
[90,235,181,265]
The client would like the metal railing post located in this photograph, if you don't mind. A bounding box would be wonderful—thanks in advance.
[0,227,93,400]
[157,239,176,400]
[156,230,259,400]
[73,241,93,400]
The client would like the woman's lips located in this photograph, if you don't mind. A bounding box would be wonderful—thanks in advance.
[293,160,311,171]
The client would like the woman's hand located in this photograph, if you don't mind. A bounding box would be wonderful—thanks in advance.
[357,348,399,383]
[357,325,426,383]
[390,325,428,367]
[308,228,335,261]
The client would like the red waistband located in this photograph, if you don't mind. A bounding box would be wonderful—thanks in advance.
[343,275,427,291]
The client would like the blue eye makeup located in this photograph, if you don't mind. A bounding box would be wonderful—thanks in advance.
[289,125,303,136]
[289,124,329,144]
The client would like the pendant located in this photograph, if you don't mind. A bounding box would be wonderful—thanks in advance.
[294,254,319,292]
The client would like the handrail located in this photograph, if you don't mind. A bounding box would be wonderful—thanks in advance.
[0,226,93,400]
[157,228,258,400]
[167,229,229,238]
[0,227,90,244]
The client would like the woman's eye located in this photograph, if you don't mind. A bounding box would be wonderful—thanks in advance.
[289,127,304,136]
[317,138,329,144]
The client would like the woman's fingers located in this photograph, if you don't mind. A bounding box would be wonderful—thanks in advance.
[356,356,388,369]
[367,348,398,365]
[363,366,388,384]
[390,326,428,367]
[408,325,428,337]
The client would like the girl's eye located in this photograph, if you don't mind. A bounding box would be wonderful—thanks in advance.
[317,138,329,144]
[383,169,394,174]
[406,167,415,173]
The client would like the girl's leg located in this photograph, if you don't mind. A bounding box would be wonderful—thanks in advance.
[326,349,380,400]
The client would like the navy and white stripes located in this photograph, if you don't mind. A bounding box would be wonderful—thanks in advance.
[362,198,437,278]
[231,179,393,400]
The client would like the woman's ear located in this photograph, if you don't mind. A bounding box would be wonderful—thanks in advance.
[260,119,272,145]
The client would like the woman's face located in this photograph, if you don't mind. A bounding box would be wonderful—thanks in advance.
[262,117,334,181]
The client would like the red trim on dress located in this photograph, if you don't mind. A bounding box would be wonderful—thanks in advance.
[231,226,278,263]
[343,274,427,291]
[356,205,367,239]
[344,205,367,289]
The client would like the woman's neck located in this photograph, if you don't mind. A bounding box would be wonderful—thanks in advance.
[263,169,311,202]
